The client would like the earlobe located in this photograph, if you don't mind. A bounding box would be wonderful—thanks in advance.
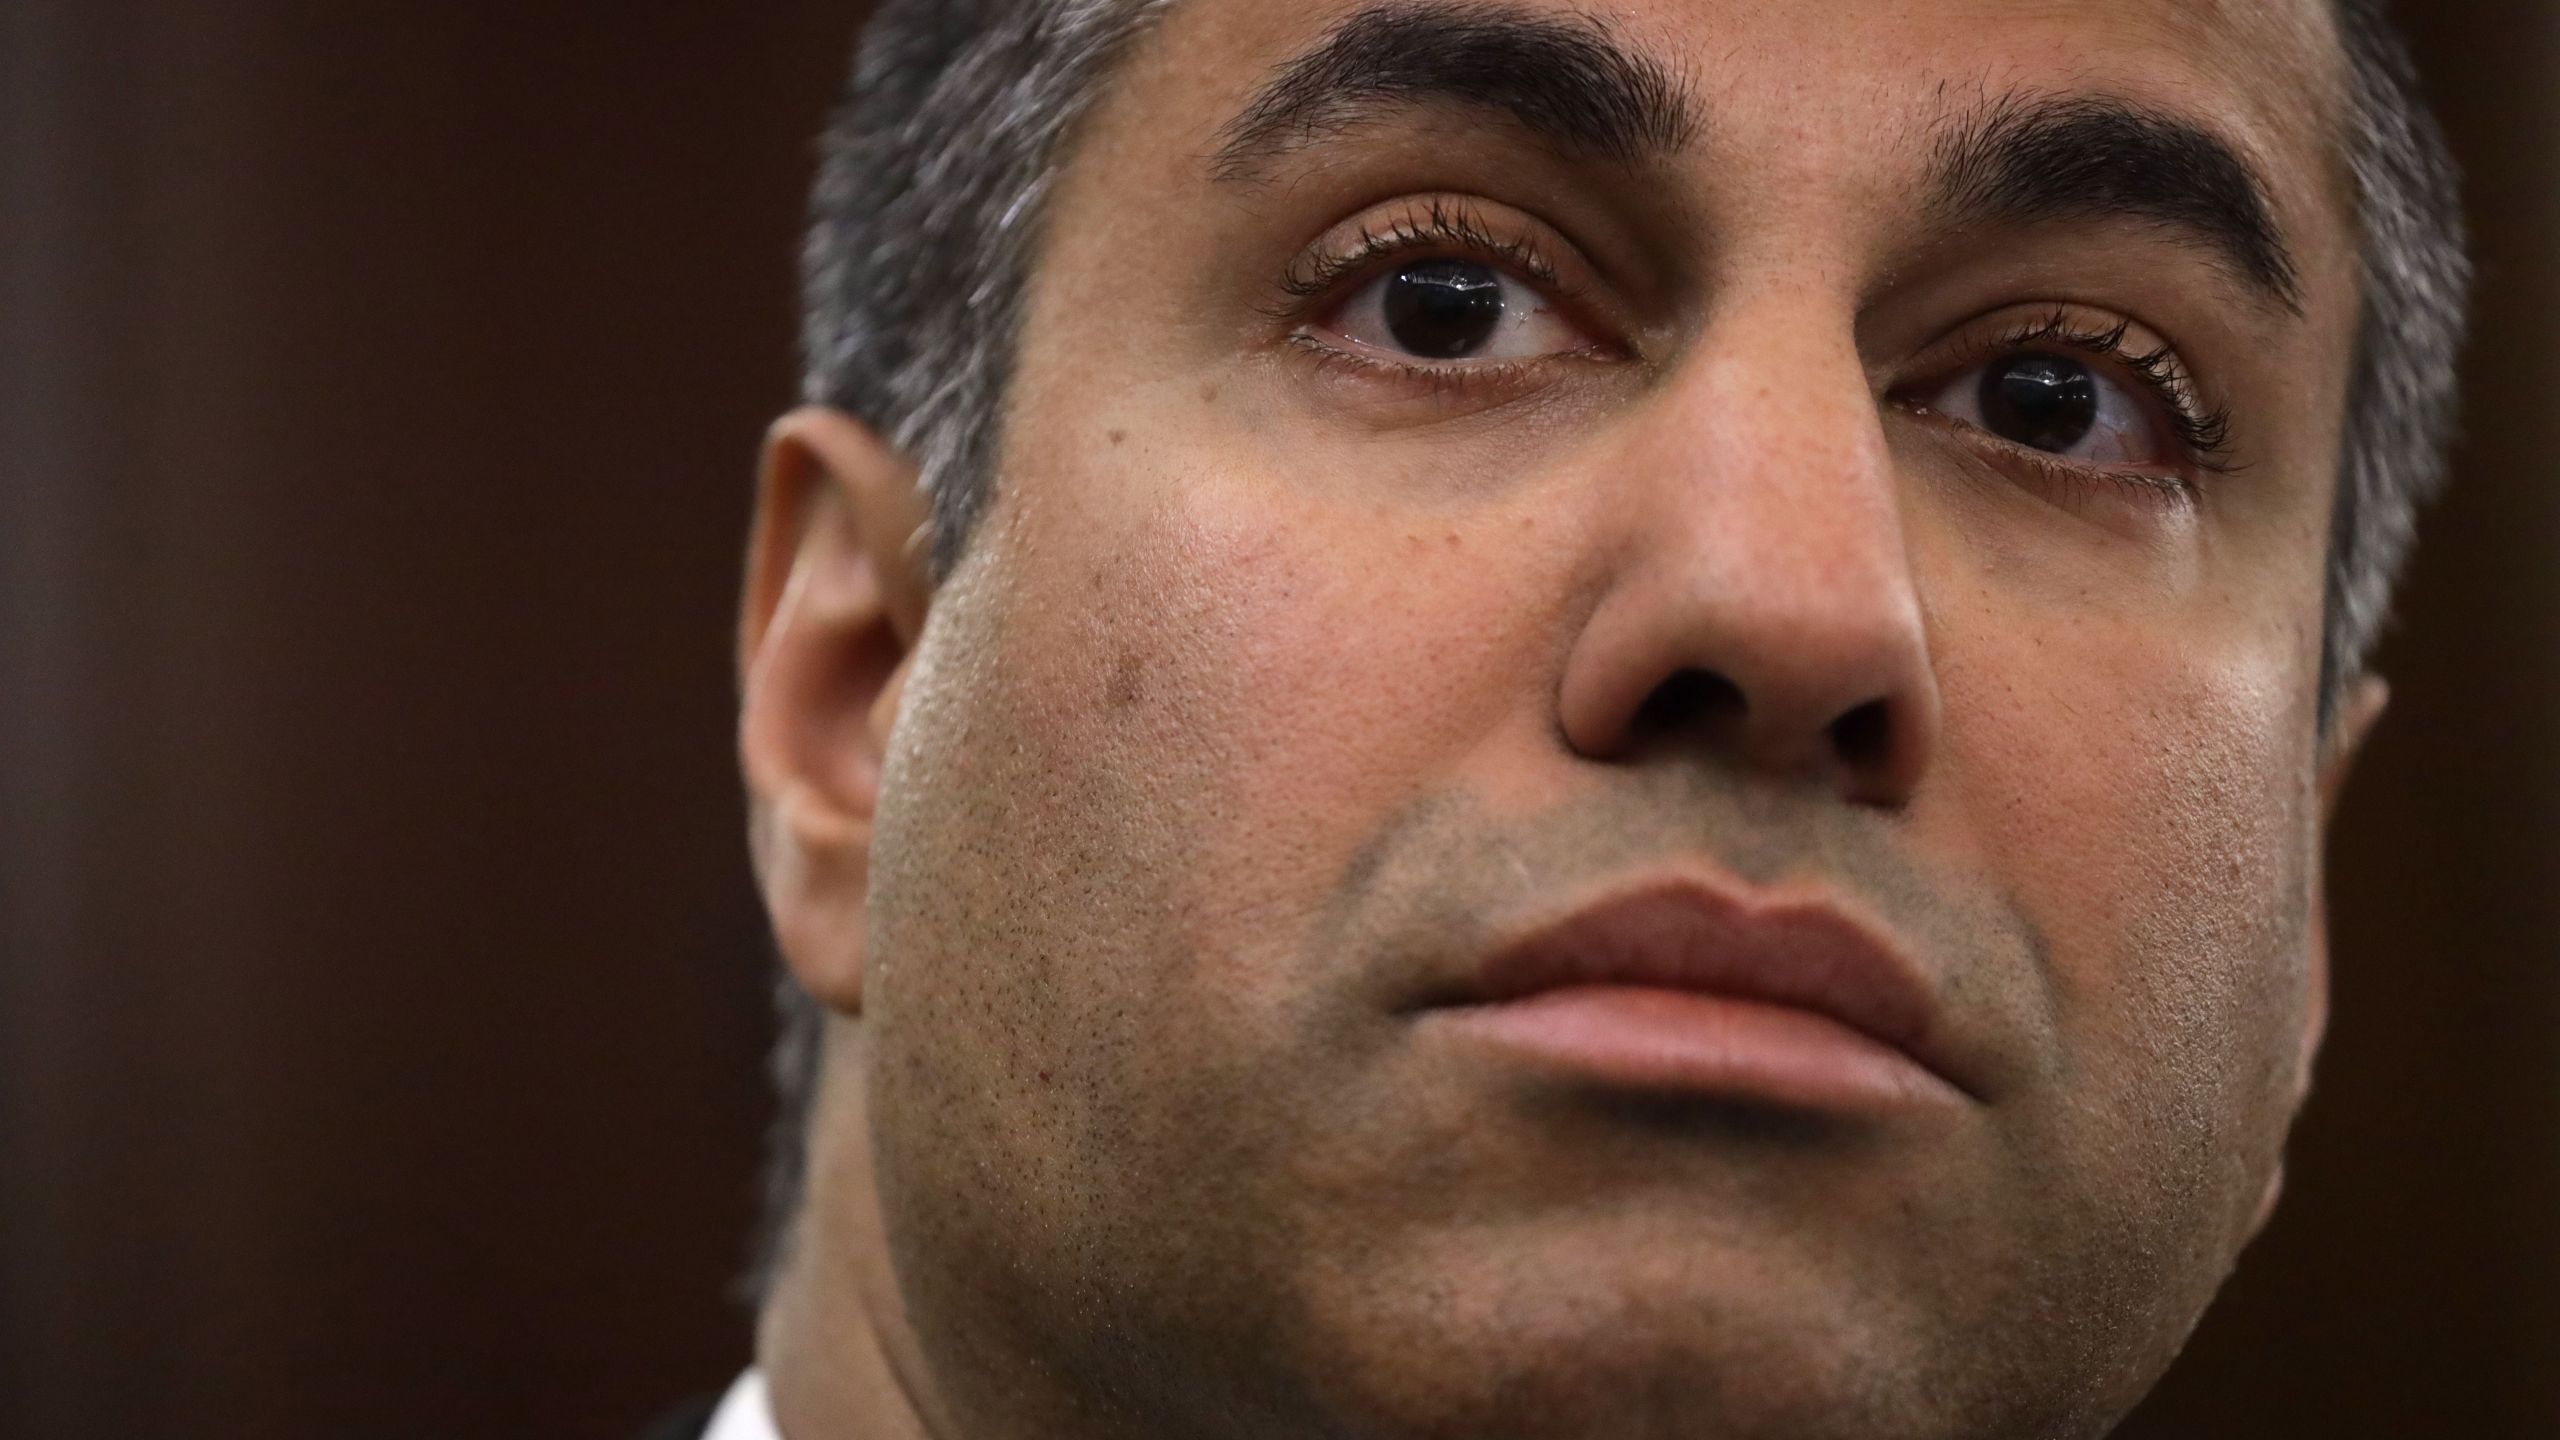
[2317,677,2390,826]
[738,407,933,1016]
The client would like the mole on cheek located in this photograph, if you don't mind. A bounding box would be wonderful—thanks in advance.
[1107,647,1149,710]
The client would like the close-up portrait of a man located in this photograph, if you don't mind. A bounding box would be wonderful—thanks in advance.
[700,0,2476,1436]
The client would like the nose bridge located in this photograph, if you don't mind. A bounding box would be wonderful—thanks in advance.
[1658,291,1898,555]
[1557,291,1940,804]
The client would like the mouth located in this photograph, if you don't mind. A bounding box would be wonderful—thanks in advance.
[1411,870,1977,1115]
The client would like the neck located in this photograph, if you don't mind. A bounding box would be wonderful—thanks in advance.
[759,1062,941,1440]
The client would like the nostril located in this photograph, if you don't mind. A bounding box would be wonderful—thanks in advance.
[1631,668,1746,741]
[1829,699,1893,772]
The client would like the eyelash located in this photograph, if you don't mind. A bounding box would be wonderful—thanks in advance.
[1942,310,2239,475]
[1274,197,1566,314]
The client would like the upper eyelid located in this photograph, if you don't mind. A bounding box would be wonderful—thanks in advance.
[1919,312,2216,412]
[1277,197,1582,307]
[1992,312,2199,391]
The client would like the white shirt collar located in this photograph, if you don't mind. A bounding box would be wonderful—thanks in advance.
[702,1370,783,1440]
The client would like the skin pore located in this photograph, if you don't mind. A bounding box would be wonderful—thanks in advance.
[739,1,2380,1437]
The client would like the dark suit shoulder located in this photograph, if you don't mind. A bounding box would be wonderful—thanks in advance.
[633,1393,720,1440]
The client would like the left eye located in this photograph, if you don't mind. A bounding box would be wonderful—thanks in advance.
[1919,350,2162,466]
[1325,259,1586,362]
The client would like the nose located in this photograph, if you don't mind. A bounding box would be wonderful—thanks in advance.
[1556,302,1940,808]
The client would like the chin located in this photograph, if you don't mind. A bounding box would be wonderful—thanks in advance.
[1261,1227,2132,1440]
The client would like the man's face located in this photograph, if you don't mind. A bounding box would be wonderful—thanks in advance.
[838,0,2363,1435]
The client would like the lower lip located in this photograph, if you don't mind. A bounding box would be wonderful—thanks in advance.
[1425,985,1964,1113]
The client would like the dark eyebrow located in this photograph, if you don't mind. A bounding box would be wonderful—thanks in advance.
[1931,91,2305,315]
[1212,0,1698,183]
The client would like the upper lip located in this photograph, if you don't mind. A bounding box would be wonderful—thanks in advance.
[1425,868,1975,1099]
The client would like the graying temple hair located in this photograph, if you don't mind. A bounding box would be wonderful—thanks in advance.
[2323,0,2472,713]
[753,0,2469,1295]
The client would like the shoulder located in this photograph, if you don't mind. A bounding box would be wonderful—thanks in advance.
[631,1394,720,1440]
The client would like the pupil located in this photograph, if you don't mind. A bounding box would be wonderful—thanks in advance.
[1382,260,1504,359]
[1979,353,2098,454]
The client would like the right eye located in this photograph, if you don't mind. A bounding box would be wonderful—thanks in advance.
[1322,258,1591,363]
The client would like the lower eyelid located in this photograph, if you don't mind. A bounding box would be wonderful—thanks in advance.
[1902,405,2201,507]
[1284,330,1594,413]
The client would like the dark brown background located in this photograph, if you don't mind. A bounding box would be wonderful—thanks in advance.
[3,3,2552,1437]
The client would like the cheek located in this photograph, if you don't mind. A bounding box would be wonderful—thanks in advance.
[860,438,1584,1366]
[1936,592,2320,1187]
[991,462,1568,980]
[868,439,1569,1126]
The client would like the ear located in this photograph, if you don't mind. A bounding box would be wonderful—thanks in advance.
[2251,674,2391,1238]
[739,407,932,1017]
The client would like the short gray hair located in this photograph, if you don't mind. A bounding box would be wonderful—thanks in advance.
[800,0,1177,581]
[755,0,2469,1294]
[2323,0,2472,719]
